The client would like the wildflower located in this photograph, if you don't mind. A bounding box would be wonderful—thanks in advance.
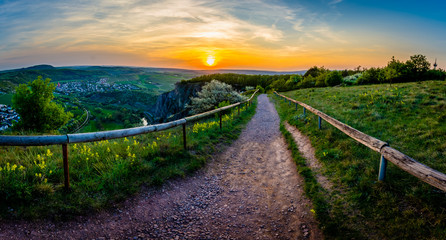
[11,164,17,171]
[124,137,129,142]
[0,166,2,171]
[73,144,78,150]
[44,178,48,183]
[128,152,132,157]
[132,154,136,158]
[19,165,25,171]
[49,170,52,174]
[107,147,111,153]
[133,140,139,146]
[310,209,316,214]
[323,152,327,157]
[115,154,119,158]
[46,149,53,157]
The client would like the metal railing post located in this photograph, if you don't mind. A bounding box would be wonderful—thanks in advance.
[303,107,306,116]
[318,116,322,129]
[378,155,388,181]
[182,123,187,150]
[62,144,70,190]
[295,102,297,110]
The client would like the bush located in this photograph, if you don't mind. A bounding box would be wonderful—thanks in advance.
[189,80,246,114]
[256,85,265,93]
[325,71,343,86]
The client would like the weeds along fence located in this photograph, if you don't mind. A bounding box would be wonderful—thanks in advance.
[0,90,258,190]
[274,91,446,192]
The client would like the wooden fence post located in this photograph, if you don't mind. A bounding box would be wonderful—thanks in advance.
[182,123,187,150]
[219,112,222,130]
[378,155,388,181]
[62,144,70,190]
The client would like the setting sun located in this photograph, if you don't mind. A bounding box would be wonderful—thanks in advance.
[205,55,216,66]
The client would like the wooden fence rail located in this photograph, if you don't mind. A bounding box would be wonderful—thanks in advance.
[274,91,446,192]
[0,90,258,190]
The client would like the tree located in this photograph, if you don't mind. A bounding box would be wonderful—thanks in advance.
[12,76,72,132]
[325,71,343,86]
[189,80,246,114]
[406,54,430,78]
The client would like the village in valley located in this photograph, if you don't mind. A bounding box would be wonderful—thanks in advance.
[55,78,139,94]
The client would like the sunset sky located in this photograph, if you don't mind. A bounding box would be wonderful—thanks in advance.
[1,0,445,71]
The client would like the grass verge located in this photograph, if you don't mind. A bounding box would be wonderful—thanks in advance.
[0,97,257,220]
[272,80,446,239]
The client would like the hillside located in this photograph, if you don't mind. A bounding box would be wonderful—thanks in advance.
[275,80,446,239]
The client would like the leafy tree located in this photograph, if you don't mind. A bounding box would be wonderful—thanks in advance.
[12,76,72,132]
[357,67,385,85]
[303,66,327,78]
[325,71,343,86]
[189,80,246,114]
[406,54,430,76]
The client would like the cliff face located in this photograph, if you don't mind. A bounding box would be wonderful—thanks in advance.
[147,82,202,123]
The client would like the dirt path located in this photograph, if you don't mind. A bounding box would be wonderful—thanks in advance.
[0,94,322,240]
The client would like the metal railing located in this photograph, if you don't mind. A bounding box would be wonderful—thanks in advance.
[0,90,258,189]
[274,91,446,192]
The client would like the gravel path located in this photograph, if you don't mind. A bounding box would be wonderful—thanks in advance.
[0,94,322,240]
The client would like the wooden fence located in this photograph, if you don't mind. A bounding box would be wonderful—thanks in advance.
[274,91,446,192]
[0,90,258,189]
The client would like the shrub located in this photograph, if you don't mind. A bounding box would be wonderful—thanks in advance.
[325,71,343,86]
[189,80,246,114]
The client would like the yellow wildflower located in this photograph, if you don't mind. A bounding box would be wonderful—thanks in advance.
[11,164,17,171]
[124,137,129,142]
[46,149,53,157]
[107,147,111,153]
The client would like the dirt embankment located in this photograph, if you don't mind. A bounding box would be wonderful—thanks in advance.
[0,94,322,240]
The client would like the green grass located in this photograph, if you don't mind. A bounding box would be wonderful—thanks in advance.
[0,98,257,220]
[273,80,446,239]
[0,94,13,105]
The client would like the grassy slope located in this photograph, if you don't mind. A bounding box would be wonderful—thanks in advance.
[0,97,257,220]
[273,80,446,239]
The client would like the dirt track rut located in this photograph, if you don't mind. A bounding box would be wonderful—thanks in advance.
[0,94,322,240]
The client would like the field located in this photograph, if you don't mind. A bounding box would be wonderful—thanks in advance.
[273,80,446,239]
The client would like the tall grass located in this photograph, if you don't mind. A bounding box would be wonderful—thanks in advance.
[0,100,257,219]
[273,80,446,239]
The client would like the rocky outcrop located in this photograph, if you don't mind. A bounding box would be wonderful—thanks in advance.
[147,82,203,123]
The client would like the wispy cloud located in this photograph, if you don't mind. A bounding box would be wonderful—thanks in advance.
[0,0,352,69]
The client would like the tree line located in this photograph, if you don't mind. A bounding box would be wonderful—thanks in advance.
[184,54,445,92]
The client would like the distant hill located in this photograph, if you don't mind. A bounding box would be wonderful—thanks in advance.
[0,65,306,93]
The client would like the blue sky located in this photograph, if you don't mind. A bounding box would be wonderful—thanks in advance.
[0,0,445,70]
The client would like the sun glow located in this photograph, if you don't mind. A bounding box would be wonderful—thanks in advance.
[205,55,216,66]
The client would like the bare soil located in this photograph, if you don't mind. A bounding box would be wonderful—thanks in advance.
[0,94,322,240]
[284,122,333,192]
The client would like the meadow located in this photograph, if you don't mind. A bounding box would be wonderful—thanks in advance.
[0,99,256,219]
[273,80,446,239]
